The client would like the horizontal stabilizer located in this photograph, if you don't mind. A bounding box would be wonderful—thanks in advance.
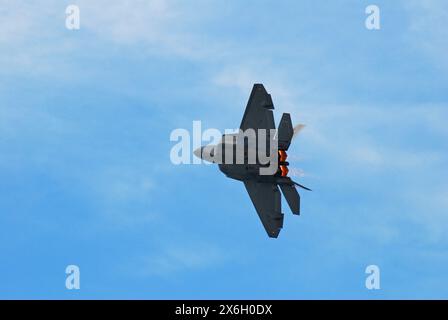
[243,181,284,238]
[279,183,300,215]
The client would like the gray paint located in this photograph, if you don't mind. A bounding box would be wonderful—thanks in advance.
[194,84,310,238]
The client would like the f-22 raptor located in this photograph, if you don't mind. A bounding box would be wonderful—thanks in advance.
[194,84,310,238]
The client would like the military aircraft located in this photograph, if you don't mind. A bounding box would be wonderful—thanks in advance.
[194,84,310,238]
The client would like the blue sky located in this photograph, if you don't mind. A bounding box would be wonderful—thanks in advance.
[0,0,447,299]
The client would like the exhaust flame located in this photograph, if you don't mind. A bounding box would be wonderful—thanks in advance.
[278,150,289,177]
[278,150,287,163]
[280,165,289,177]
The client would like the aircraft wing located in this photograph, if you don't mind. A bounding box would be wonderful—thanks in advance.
[243,180,284,238]
[240,84,276,131]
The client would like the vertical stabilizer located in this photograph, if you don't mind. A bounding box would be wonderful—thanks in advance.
[278,113,294,150]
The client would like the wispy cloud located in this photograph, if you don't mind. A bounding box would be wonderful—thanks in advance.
[2,0,448,297]
[133,243,226,277]
[404,0,448,68]
[292,102,447,168]
[77,0,201,57]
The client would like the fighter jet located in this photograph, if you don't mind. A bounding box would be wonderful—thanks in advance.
[194,84,310,238]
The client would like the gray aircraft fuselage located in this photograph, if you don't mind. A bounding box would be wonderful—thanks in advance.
[193,84,310,238]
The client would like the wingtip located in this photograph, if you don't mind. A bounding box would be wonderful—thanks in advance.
[268,230,281,238]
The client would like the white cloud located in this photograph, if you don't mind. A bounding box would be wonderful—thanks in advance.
[73,163,161,228]
[404,0,448,68]
[2,0,447,247]
[136,243,226,277]
[77,0,194,55]
[0,2,53,44]
[296,103,448,170]
[399,187,448,243]
[93,166,154,202]
[0,0,220,73]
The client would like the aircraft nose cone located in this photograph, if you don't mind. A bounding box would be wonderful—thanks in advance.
[193,147,203,159]
[194,145,216,163]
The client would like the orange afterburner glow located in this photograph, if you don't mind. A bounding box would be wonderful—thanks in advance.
[278,150,287,163]
[278,150,289,176]
[280,165,289,177]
